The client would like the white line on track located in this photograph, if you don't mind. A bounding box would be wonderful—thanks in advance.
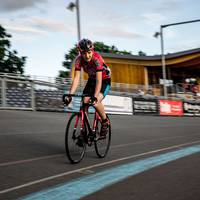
[1,133,200,167]
[0,131,63,136]
[0,154,63,167]
[110,134,200,149]
[1,140,200,194]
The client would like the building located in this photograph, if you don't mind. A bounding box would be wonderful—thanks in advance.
[100,48,200,88]
[70,48,200,96]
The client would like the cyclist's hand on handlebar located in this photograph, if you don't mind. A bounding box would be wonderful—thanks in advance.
[90,96,98,105]
[62,95,72,106]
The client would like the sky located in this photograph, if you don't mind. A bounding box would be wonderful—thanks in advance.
[0,0,200,78]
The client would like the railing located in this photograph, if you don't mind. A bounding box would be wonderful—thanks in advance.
[0,73,199,111]
[167,83,200,100]
[0,77,34,110]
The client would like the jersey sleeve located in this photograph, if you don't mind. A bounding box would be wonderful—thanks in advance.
[74,56,81,71]
[94,54,104,72]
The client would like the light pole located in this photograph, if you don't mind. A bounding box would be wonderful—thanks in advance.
[154,19,200,98]
[67,0,81,41]
[67,0,84,86]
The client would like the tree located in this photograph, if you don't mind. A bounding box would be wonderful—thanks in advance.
[0,24,26,74]
[59,41,132,78]
[138,51,146,56]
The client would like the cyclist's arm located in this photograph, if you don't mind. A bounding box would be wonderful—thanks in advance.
[94,71,102,98]
[69,70,81,94]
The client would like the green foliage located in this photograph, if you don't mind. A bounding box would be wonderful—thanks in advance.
[0,24,26,74]
[58,70,70,78]
[138,50,146,56]
[60,41,133,78]
[94,42,132,55]
[62,44,78,70]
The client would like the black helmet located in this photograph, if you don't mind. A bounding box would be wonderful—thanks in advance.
[77,39,94,53]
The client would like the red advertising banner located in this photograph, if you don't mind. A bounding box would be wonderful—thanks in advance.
[159,100,183,116]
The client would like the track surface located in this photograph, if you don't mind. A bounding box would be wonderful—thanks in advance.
[0,110,200,200]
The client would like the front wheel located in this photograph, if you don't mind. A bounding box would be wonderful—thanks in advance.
[65,113,86,164]
[94,116,111,158]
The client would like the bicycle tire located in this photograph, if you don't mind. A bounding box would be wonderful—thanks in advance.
[65,113,86,164]
[94,116,111,158]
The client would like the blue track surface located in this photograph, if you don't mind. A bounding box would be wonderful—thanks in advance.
[21,144,200,200]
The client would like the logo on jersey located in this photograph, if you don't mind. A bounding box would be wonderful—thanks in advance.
[94,59,101,67]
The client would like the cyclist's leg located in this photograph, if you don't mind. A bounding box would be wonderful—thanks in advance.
[94,98,109,136]
[83,78,110,123]
[93,78,110,121]
[93,93,107,120]
[82,79,95,119]
[83,78,95,104]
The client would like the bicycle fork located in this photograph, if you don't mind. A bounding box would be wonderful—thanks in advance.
[73,110,85,134]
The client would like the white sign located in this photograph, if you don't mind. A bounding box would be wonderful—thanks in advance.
[103,95,133,115]
[65,95,133,115]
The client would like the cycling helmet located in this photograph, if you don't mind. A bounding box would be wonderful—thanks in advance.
[77,39,94,53]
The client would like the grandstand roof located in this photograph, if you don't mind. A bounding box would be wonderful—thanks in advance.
[100,48,200,61]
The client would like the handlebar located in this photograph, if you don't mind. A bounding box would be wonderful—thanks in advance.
[63,94,92,98]
[63,94,97,106]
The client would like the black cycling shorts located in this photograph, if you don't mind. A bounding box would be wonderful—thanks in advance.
[83,78,111,97]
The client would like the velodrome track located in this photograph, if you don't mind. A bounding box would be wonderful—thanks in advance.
[1,110,200,200]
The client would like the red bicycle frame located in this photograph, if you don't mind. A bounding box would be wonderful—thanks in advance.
[73,104,101,135]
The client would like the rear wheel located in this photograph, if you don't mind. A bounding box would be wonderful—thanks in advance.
[94,116,111,158]
[65,113,86,164]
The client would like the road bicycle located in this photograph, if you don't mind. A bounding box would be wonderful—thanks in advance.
[63,94,111,164]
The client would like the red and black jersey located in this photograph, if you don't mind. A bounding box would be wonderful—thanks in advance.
[74,51,111,80]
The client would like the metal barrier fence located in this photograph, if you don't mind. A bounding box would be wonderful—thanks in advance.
[0,77,34,110]
[0,73,199,111]
[0,74,79,111]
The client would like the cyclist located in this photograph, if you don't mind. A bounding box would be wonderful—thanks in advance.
[64,39,111,135]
